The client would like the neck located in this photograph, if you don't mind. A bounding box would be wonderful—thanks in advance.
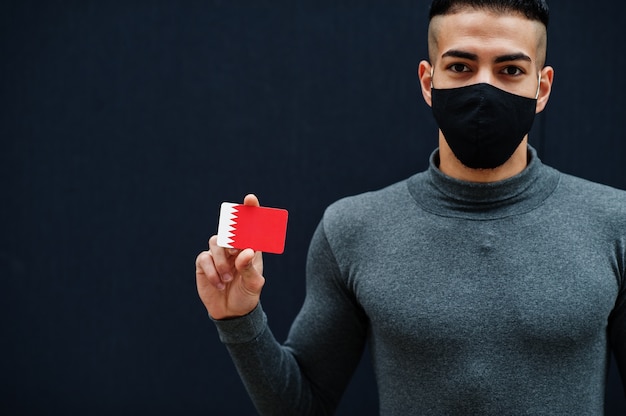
[437,134,529,183]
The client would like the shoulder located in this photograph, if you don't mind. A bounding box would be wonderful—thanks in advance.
[550,171,626,235]
[556,172,626,214]
[323,177,414,224]
[320,175,422,244]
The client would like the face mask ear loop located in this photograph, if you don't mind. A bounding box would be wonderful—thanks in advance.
[430,67,435,89]
[534,73,542,100]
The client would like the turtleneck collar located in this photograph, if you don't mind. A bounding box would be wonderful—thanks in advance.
[407,146,561,220]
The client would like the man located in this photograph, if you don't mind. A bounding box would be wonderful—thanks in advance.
[195,1,626,414]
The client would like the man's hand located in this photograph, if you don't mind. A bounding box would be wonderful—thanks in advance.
[196,194,265,320]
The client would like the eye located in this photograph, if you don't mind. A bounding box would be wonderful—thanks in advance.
[501,66,524,76]
[448,63,471,73]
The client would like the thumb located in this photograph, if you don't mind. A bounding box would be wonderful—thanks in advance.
[243,193,260,207]
[235,248,265,294]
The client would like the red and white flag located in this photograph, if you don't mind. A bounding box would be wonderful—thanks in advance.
[217,202,288,254]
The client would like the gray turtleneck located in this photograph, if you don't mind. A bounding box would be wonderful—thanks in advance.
[213,146,626,415]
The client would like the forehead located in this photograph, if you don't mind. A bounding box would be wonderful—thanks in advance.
[430,9,544,62]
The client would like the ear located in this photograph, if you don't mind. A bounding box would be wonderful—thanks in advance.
[535,65,554,114]
[418,60,434,107]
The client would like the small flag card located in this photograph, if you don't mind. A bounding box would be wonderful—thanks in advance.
[217,202,289,254]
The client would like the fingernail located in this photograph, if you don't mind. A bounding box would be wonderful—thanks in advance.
[223,273,233,282]
[217,282,226,291]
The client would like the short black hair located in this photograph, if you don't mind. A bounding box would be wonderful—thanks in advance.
[429,0,549,27]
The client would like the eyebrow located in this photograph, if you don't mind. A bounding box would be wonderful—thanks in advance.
[441,50,478,61]
[494,53,532,64]
[441,50,532,64]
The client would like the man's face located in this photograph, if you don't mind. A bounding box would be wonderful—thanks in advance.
[428,9,548,100]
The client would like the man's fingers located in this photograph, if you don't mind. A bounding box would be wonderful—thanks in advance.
[235,248,265,294]
[200,195,262,293]
[208,235,235,284]
[243,194,260,207]
[196,250,225,291]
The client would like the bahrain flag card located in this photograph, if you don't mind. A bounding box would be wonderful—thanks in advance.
[217,202,289,254]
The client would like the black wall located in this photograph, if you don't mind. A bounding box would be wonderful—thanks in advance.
[2,1,625,415]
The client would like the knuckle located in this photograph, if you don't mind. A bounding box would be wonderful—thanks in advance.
[205,272,221,286]
[216,264,233,277]
[195,251,210,266]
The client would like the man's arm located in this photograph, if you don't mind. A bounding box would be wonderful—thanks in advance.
[609,265,626,395]
[196,198,369,415]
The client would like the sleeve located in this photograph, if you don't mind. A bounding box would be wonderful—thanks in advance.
[608,215,626,396]
[609,252,626,396]
[213,218,370,415]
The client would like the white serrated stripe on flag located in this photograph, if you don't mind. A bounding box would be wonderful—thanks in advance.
[217,202,239,248]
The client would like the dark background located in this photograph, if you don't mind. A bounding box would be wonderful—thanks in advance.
[2,1,625,414]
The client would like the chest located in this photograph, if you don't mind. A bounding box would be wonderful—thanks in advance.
[348,216,619,347]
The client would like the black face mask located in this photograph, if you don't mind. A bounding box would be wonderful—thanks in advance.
[431,82,537,169]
